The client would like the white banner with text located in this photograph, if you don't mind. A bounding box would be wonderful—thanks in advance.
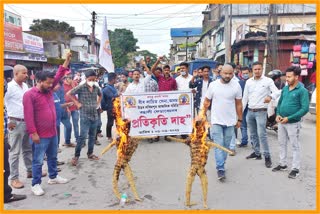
[121,91,194,136]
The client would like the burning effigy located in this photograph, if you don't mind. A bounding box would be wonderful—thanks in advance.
[167,111,234,209]
[101,97,143,202]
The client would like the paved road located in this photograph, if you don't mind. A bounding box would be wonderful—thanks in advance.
[5,113,316,210]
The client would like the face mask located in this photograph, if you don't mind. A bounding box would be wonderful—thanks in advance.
[87,81,94,87]
[242,74,249,80]
[181,71,186,76]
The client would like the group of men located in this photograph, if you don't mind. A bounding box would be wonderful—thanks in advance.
[4,53,309,203]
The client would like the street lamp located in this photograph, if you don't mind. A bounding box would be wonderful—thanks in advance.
[183,30,191,61]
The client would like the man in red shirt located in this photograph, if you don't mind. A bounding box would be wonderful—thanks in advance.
[151,56,177,92]
[23,54,71,196]
[151,57,177,142]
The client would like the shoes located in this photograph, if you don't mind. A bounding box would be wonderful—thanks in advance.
[229,149,236,156]
[246,152,262,160]
[95,140,101,145]
[57,160,65,166]
[265,157,272,168]
[64,143,76,148]
[237,144,248,148]
[235,139,241,145]
[217,170,226,181]
[148,138,154,143]
[71,157,79,166]
[154,137,160,142]
[272,165,288,172]
[288,169,299,179]
[57,148,62,153]
[5,194,27,203]
[164,136,172,142]
[10,179,24,189]
[88,154,99,160]
[48,175,69,184]
[98,133,103,138]
[31,184,45,196]
[57,167,62,172]
[27,171,47,178]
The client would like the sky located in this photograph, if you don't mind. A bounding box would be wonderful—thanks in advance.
[4,4,206,56]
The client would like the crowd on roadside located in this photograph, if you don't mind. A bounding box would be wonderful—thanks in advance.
[4,53,310,203]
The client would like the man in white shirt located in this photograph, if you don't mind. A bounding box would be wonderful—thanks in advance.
[4,65,33,189]
[175,62,193,91]
[242,61,279,168]
[124,61,154,94]
[203,64,243,181]
[175,62,193,139]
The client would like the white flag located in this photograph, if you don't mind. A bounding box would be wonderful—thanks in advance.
[99,17,115,72]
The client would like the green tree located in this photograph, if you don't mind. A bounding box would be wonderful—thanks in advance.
[108,28,138,67]
[30,19,75,35]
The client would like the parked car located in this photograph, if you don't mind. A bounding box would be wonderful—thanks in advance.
[309,88,316,115]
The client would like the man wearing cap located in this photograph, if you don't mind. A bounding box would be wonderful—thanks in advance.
[67,70,102,166]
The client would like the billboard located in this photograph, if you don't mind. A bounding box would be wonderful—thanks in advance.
[4,10,23,52]
[22,32,44,54]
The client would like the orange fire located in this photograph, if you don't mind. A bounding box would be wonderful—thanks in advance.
[113,97,129,158]
[191,109,209,151]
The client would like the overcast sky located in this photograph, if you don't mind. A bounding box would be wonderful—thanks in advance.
[4,4,206,56]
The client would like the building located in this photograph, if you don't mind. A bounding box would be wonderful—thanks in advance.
[169,27,202,65]
[196,4,316,68]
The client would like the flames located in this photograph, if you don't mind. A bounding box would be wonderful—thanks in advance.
[191,109,209,151]
[113,97,129,157]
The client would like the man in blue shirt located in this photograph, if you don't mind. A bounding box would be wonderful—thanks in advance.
[101,73,118,142]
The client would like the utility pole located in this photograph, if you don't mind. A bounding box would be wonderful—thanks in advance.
[263,4,273,75]
[183,30,191,61]
[271,4,278,70]
[91,11,97,55]
[225,4,232,63]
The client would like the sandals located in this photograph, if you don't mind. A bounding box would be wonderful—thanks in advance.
[87,154,99,160]
[71,157,79,166]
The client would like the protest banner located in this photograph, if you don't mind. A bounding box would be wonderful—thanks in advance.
[121,91,194,136]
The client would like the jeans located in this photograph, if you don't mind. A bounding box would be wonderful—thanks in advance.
[278,122,302,170]
[61,115,72,144]
[247,110,270,157]
[229,127,237,150]
[240,107,248,145]
[31,136,58,186]
[56,125,60,145]
[4,140,12,202]
[96,110,102,140]
[106,110,115,138]
[75,116,98,157]
[210,124,234,171]
[8,121,32,180]
[61,111,80,144]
